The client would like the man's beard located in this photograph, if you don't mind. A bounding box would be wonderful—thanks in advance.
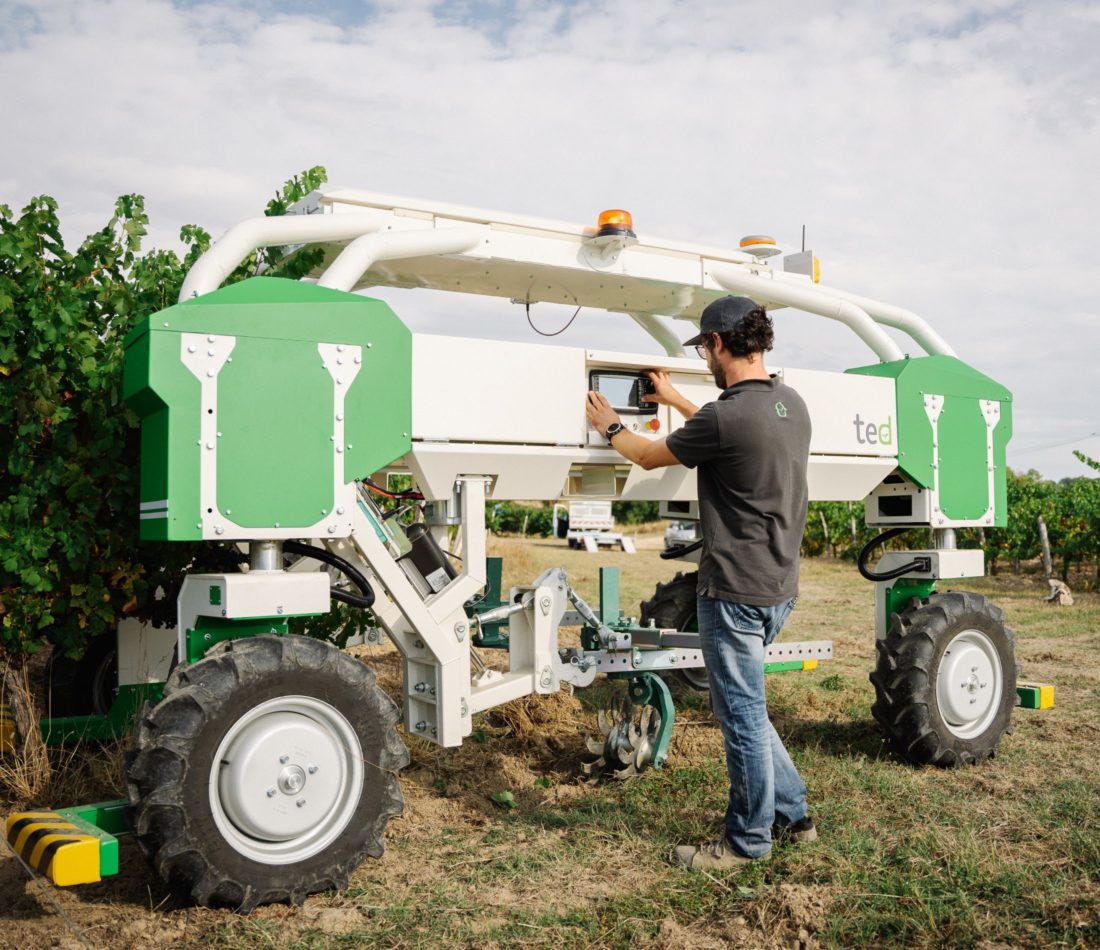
[708,355,727,389]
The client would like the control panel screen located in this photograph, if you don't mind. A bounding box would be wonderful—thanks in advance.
[589,371,658,415]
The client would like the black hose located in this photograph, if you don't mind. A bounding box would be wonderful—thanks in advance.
[330,587,375,610]
[283,540,376,609]
[857,527,930,582]
[660,538,704,560]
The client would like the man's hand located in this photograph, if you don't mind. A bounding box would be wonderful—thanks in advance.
[642,370,700,420]
[642,370,679,406]
[586,391,620,436]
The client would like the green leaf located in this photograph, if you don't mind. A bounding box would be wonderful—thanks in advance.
[490,790,517,810]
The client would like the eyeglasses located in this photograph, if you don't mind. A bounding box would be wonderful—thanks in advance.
[694,344,709,359]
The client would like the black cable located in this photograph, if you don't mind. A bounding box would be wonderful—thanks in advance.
[382,504,414,522]
[283,540,376,609]
[856,527,930,582]
[660,538,704,560]
[330,588,375,610]
[525,298,582,337]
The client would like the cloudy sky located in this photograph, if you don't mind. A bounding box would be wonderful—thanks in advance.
[2,0,1097,478]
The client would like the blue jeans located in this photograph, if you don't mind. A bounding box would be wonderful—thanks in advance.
[696,594,808,858]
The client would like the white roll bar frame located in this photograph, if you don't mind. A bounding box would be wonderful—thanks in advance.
[178,199,950,364]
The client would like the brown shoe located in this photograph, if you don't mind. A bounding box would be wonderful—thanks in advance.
[670,838,769,872]
[774,816,817,843]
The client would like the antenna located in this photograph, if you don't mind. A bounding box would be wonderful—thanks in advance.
[801,224,806,253]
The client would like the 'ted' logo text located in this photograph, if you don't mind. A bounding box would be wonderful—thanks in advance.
[853,413,893,446]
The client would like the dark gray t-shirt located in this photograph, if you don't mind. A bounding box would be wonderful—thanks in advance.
[665,376,811,606]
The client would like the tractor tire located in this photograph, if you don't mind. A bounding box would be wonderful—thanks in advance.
[870,591,1016,767]
[126,634,409,911]
[639,572,710,691]
[46,632,117,717]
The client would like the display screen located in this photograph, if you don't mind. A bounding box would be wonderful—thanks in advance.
[590,371,657,415]
[597,375,635,407]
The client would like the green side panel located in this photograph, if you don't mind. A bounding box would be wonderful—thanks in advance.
[187,615,290,664]
[123,329,202,541]
[39,683,164,746]
[847,355,1012,523]
[216,337,334,527]
[124,277,413,541]
[938,396,989,519]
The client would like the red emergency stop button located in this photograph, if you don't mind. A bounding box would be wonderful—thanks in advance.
[646,419,661,432]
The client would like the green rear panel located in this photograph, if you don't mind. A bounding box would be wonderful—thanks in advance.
[848,355,1012,526]
[123,277,413,540]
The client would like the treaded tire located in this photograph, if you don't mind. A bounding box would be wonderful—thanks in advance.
[870,591,1016,767]
[639,572,709,691]
[126,634,409,911]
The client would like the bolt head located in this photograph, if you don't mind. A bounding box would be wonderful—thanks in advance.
[296,798,306,808]
[308,765,318,774]
[279,754,289,764]
[266,788,276,798]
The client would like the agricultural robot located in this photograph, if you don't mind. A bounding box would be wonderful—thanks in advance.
[4,191,1033,909]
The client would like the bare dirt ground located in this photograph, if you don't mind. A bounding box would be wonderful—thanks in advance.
[2,536,1098,949]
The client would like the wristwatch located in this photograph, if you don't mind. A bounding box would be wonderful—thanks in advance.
[605,421,625,442]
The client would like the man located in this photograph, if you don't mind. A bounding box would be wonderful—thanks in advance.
[584,295,816,871]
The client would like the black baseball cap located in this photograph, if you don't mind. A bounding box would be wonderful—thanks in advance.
[683,295,759,347]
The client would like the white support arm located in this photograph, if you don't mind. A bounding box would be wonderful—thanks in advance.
[179,214,385,301]
[708,264,905,363]
[811,285,956,357]
[317,228,485,293]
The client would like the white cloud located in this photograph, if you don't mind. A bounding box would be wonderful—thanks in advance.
[1,0,1098,477]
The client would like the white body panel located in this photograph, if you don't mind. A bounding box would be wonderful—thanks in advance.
[397,336,899,503]
[413,336,585,445]
[782,368,897,458]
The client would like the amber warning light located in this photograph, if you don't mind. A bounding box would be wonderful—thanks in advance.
[595,209,636,239]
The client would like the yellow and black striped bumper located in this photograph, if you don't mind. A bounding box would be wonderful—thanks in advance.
[5,811,107,886]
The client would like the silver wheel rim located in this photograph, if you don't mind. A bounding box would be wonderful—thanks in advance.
[209,695,363,865]
[936,629,1003,740]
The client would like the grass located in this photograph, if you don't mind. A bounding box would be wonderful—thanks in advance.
[2,540,1098,948]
